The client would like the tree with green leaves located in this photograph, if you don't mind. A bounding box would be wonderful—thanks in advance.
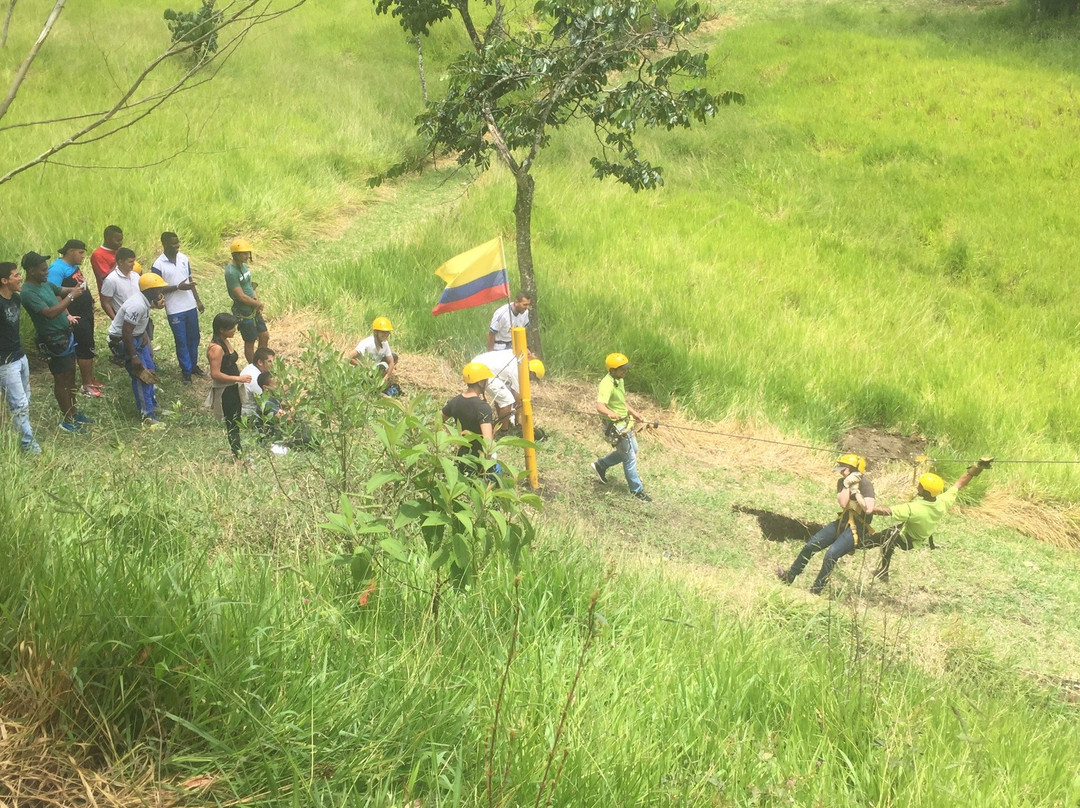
[375,0,741,354]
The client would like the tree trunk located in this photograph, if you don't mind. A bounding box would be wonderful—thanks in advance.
[513,169,543,357]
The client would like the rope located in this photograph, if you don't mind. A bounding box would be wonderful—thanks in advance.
[531,401,1080,468]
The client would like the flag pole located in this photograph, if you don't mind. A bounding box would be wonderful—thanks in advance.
[513,324,539,490]
[499,235,513,319]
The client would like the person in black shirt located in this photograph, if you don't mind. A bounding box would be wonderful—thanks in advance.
[441,361,495,457]
[0,262,41,453]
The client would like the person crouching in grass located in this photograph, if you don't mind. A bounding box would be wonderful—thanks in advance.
[350,316,400,395]
[107,273,174,429]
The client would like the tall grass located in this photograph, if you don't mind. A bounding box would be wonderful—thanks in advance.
[2,448,1078,806]
[0,0,446,258]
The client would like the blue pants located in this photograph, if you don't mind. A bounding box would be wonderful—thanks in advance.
[0,356,39,451]
[787,519,857,594]
[112,339,157,418]
[167,307,200,374]
[595,432,644,494]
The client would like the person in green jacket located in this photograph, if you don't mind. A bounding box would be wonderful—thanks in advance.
[869,457,993,581]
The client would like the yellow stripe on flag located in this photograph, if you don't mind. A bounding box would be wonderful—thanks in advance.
[435,238,503,287]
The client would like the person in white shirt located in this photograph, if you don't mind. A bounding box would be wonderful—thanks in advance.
[350,316,397,384]
[470,348,544,432]
[107,274,173,427]
[99,248,142,320]
[151,231,204,384]
[239,346,275,418]
[487,292,531,351]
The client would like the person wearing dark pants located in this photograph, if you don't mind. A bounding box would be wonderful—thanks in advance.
[777,454,876,595]
[19,252,92,434]
[48,239,103,398]
[205,313,251,459]
[868,459,993,581]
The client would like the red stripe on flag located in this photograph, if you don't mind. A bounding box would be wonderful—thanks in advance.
[432,282,509,316]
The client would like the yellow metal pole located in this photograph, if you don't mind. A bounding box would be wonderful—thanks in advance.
[511,325,538,489]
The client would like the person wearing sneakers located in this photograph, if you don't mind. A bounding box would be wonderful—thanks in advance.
[867,459,993,581]
[441,362,495,459]
[776,454,876,595]
[20,252,92,434]
[152,232,205,384]
[0,262,41,454]
[590,352,652,502]
[48,239,103,399]
[224,238,268,365]
[351,317,400,393]
[108,274,174,428]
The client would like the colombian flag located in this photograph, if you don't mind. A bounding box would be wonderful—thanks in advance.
[432,238,509,316]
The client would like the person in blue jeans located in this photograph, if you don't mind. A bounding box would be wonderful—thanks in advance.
[777,454,876,595]
[0,262,41,453]
[151,232,204,384]
[589,352,654,502]
[107,274,174,428]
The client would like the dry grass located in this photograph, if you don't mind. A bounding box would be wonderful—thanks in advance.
[967,489,1080,551]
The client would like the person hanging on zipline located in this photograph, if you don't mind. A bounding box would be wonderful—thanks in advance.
[867,458,994,582]
[776,453,874,594]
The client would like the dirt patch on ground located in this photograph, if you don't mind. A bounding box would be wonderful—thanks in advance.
[839,427,928,471]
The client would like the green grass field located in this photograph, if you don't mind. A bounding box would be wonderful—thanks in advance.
[3,0,1080,804]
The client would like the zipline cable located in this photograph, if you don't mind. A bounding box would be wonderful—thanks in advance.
[529,401,1080,467]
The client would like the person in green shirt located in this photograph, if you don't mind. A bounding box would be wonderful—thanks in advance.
[869,457,993,581]
[590,351,654,502]
[19,251,92,433]
[224,237,268,364]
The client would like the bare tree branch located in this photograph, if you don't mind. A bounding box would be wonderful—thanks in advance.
[0,0,306,186]
[1,0,17,48]
[0,0,65,122]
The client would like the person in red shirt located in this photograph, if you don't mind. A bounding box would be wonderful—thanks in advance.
[89,225,123,295]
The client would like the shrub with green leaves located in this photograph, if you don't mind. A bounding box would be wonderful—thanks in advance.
[163,0,221,61]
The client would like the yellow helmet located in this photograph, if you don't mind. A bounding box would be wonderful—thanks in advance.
[138,273,168,291]
[528,358,545,379]
[371,316,393,332]
[605,352,630,370]
[230,238,253,254]
[463,362,493,385]
[835,454,866,473]
[918,473,945,497]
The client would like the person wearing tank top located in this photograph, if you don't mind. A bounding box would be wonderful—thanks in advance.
[205,313,252,458]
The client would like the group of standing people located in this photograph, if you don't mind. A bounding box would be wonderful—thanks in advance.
[0,227,274,456]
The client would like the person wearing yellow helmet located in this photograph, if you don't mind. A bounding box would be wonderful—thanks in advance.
[106,272,176,428]
[351,316,400,394]
[776,455,876,594]
[224,237,268,365]
[867,458,994,581]
[469,348,544,434]
[442,362,495,458]
[590,352,653,502]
